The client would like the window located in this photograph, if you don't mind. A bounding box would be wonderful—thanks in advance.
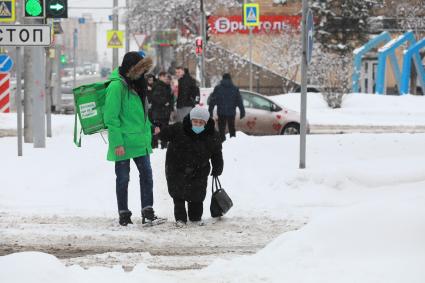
[241,92,273,111]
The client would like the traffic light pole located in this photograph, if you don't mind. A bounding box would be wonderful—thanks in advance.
[32,21,47,148]
[112,0,119,69]
[54,36,62,112]
[200,0,206,87]
[125,0,130,54]
[73,29,77,88]
[299,0,308,169]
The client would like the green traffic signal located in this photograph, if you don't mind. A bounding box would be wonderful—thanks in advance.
[60,54,68,64]
[25,0,45,18]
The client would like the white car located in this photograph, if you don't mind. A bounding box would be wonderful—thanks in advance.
[200,88,308,135]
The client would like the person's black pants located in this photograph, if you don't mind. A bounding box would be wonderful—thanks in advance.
[152,117,170,149]
[218,115,236,142]
[173,198,203,222]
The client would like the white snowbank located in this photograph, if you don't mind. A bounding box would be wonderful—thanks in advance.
[0,252,174,283]
[271,93,425,126]
[1,114,425,282]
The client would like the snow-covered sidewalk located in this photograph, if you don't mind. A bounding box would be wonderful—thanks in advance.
[1,114,425,282]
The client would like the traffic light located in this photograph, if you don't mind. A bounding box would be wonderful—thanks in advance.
[46,0,68,19]
[206,15,211,42]
[24,0,45,19]
[195,37,203,55]
[60,54,68,64]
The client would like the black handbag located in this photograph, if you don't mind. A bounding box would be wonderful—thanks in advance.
[210,177,233,218]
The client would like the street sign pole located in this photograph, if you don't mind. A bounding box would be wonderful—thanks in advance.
[16,46,23,156]
[73,28,77,88]
[299,0,308,169]
[32,45,46,148]
[249,26,253,91]
[125,0,130,53]
[243,1,259,92]
[200,0,206,88]
[112,0,119,69]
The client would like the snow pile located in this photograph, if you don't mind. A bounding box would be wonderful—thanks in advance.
[1,115,425,282]
[200,186,425,282]
[0,252,174,283]
[271,93,425,126]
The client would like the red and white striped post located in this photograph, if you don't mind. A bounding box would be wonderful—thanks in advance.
[0,73,10,113]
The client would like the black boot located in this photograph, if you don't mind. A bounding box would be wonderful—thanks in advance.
[119,211,133,226]
[142,207,166,225]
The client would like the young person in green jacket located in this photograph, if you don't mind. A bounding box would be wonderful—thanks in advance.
[104,51,165,226]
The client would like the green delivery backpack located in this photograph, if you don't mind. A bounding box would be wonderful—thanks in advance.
[73,78,122,147]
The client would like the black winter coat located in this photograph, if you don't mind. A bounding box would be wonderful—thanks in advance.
[208,79,245,117]
[177,73,200,108]
[159,115,223,202]
[149,80,174,122]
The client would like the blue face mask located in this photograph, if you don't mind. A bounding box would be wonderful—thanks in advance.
[192,126,205,134]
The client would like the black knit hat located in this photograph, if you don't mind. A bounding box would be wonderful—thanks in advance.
[119,51,143,79]
[223,73,231,80]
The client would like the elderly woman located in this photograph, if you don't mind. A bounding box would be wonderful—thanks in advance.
[158,107,223,227]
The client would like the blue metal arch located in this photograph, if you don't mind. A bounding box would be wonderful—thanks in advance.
[400,38,425,95]
[376,31,416,95]
[352,32,392,93]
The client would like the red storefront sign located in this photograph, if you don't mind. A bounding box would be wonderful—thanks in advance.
[209,15,302,34]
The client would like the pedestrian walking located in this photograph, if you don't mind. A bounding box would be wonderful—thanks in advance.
[157,107,223,227]
[150,71,174,148]
[208,73,245,142]
[175,67,200,122]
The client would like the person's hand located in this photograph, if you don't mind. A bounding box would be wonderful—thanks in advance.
[115,146,125,157]
[154,127,161,135]
[211,168,221,177]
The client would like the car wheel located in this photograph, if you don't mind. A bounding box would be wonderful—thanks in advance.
[281,123,300,135]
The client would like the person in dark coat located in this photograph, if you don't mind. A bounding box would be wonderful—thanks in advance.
[208,73,246,142]
[158,107,223,227]
[150,72,174,148]
[175,67,200,122]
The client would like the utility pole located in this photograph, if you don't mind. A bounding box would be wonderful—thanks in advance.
[244,0,253,91]
[249,26,253,91]
[53,35,63,113]
[299,0,308,169]
[32,23,47,148]
[200,0,206,87]
[23,21,33,143]
[15,0,23,155]
[112,0,119,69]
[125,0,130,53]
[73,29,77,88]
[45,46,52,138]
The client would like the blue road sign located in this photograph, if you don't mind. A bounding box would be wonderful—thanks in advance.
[0,54,13,72]
[78,17,85,24]
[306,9,314,65]
[243,3,260,27]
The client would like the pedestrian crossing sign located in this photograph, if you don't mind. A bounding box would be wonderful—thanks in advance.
[243,3,259,27]
[107,30,124,49]
[0,0,15,23]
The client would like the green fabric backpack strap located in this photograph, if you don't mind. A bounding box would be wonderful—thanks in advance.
[73,110,82,147]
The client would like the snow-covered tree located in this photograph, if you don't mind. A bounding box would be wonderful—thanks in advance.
[310,51,352,108]
[310,0,377,54]
[257,28,301,93]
